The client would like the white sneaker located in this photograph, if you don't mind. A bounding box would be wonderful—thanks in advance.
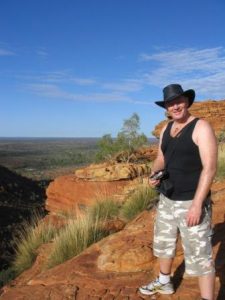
[139,277,174,295]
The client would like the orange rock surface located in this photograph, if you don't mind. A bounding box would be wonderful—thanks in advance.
[1,180,225,299]
[75,162,151,181]
[152,99,225,138]
[46,146,157,214]
[46,175,129,214]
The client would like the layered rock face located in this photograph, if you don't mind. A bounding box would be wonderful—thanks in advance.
[75,162,150,181]
[46,175,129,214]
[152,100,225,138]
[46,146,157,214]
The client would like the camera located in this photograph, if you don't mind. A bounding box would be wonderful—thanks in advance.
[150,170,167,180]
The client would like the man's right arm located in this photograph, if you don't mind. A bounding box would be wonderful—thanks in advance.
[149,125,167,186]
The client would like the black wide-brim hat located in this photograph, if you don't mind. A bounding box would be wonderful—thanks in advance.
[155,84,195,108]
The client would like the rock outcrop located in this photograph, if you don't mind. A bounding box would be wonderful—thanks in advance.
[46,174,152,215]
[152,100,225,138]
[1,180,225,299]
[46,146,157,214]
[75,162,151,181]
[46,175,129,214]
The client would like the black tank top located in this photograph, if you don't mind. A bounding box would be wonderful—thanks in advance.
[161,118,202,200]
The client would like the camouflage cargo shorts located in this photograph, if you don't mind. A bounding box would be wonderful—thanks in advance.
[153,194,215,276]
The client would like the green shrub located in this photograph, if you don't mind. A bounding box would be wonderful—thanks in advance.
[12,215,58,275]
[120,186,157,221]
[47,215,109,269]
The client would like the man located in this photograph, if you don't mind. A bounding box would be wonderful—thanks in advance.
[139,84,217,300]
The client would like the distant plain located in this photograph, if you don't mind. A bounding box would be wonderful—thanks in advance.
[0,138,99,180]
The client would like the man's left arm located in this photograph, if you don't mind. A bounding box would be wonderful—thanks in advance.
[186,120,218,227]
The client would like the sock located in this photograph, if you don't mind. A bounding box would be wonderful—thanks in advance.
[158,272,170,284]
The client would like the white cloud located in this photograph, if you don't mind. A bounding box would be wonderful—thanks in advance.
[0,48,15,56]
[141,47,225,99]
[25,83,70,98]
[71,77,96,86]
[36,48,48,58]
[24,82,151,105]
[102,79,143,92]
[24,83,129,103]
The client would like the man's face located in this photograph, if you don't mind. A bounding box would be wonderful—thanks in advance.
[165,96,189,121]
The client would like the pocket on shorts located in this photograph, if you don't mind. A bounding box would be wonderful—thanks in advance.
[185,215,212,257]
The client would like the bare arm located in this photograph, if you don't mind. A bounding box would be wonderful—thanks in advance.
[149,125,166,187]
[186,120,218,226]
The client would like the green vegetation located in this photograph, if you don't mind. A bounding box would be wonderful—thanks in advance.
[218,128,225,144]
[88,198,120,221]
[12,215,59,275]
[96,113,148,162]
[47,199,120,268]
[10,184,157,273]
[120,186,157,221]
[0,138,99,180]
[216,143,225,179]
[47,215,109,268]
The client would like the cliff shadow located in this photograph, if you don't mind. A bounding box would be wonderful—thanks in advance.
[212,221,225,300]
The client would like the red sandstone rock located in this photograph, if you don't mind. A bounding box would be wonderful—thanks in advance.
[1,180,225,299]
[46,175,129,214]
[152,99,225,138]
[45,172,152,215]
[75,162,151,181]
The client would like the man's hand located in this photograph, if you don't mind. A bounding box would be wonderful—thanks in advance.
[186,203,202,227]
[148,172,161,187]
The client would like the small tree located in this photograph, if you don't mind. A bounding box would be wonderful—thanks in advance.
[95,134,115,162]
[96,113,148,162]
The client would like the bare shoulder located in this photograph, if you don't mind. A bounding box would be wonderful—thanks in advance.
[195,119,215,134]
[160,121,171,137]
[158,121,171,145]
[193,118,216,145]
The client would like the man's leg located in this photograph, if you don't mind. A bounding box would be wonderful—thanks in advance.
[139,195,176,295]
[177,199,215,300]
[154,195,176,281]
[198,273,215,300]
[159,257,173,274]
[139,257,174,296]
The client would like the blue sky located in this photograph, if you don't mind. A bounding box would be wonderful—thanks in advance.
[1,0,225,137]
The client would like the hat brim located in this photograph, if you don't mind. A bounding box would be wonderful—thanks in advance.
[155,89,195,108]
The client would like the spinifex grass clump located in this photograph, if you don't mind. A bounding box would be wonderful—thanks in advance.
[12,185,159,271]
[217,143,225,180]
[120,186,157,221]
[88,198,120,222]
[13,215,58,275]
[47,215,110,268]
